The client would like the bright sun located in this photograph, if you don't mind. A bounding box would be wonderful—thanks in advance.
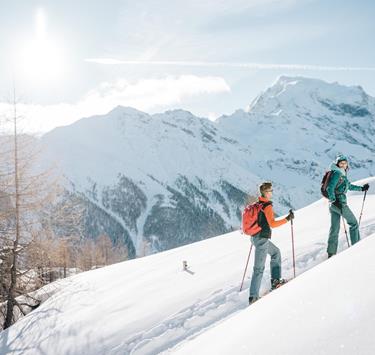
[16,8,65,82]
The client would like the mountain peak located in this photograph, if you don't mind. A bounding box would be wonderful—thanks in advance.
[109,105,148,117]
[247,75,373,115]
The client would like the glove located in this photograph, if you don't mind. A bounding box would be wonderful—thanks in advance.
[362,183,369,192]
[286,210,294,221]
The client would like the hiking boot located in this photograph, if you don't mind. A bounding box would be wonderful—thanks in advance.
[249,296,259,305]
[328,253,334,259]
[271,278,288,290]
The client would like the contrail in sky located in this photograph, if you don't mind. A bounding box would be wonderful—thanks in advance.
[85,58,375,71]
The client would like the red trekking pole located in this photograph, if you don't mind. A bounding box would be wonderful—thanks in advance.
[290,209,296,278]
[239,243,253,292]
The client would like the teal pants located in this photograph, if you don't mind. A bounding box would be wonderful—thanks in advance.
[249,236,281,298]
[327,204,360,255]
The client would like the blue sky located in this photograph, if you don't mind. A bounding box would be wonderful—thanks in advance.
[0,0,374,132]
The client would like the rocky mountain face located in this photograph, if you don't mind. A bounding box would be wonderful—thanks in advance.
[41,107,258,257]
[40,76,375,257]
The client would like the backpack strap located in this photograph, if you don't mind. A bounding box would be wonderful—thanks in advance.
[331,170,345,196]
[257,201,272,225]
[259,201,272,210]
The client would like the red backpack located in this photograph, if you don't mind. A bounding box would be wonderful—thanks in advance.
[242,202,271,236]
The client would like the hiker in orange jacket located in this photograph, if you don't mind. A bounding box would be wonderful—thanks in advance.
[249,182,294,305]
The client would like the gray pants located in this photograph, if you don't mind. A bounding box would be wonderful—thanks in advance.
[249,236,281,298]
[328,204,360,255]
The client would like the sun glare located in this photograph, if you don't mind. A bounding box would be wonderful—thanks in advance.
[16,8,65,82]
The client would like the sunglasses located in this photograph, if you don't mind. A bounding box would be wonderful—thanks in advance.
[264,189,273,192]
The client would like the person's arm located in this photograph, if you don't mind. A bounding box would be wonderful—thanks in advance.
[263,205,288,228]
[326,171,340,202]
[348,182,363,192]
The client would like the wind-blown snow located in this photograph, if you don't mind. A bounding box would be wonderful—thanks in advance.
[0,177,374,354]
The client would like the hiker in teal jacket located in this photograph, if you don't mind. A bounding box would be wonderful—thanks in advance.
[326,154,369,257]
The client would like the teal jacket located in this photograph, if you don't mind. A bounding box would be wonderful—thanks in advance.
[326,163,362,205]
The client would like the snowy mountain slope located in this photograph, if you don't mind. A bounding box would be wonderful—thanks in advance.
[173,220,375,353]
[0,177,373,355]
[40,107,259,256]
[40,76,375,256]
[217,76,375,209]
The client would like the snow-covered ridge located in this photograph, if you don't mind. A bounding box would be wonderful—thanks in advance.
[0,178,374,354]
[40,104,259,255]
[247,75,373,115]
[40,76,375,256]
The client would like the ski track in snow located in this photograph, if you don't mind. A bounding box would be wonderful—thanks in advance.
[110,225,375,355]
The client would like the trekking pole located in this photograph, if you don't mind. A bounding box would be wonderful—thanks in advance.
[290,209,296,278]
[341,211,350,248]
[239,243,253,292]
[342,217,350,247]
[358,190,367,228]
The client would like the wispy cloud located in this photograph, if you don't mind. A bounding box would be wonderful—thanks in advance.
[85,58,375,71]
[0,75,230,134]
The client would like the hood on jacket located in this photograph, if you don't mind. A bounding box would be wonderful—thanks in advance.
[330,162,346,176]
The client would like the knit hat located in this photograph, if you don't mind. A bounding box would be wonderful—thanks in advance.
[335,154,348,165]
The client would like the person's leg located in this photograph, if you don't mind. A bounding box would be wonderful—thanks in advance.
[327,205,341,255]
[267,240,281,282]
[249,236,268,299]
[341,205,360,245]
